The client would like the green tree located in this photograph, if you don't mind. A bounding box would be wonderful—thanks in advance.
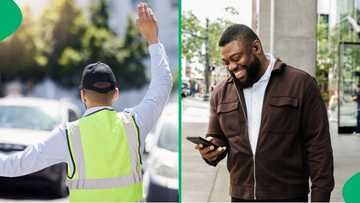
[90,0,111,30]
[83,0,148,90]
[316,15,333,100]
[0,7,46,84]
[1,0,149,91]
[182,11,231,67]
[115,16,148,90]
[181,11,203,63]
[39,0,88,87]
[316,11,360,101]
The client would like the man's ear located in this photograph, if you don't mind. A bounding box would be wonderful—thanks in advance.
[252,40,262,55]
[112,88,120,102]
[80,89,86,103]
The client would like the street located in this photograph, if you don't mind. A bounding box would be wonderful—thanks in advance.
[182,96,360,202]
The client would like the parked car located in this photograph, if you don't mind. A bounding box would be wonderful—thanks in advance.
[144,107,178,202]
[182,82,190,97]
[0,97,80,197]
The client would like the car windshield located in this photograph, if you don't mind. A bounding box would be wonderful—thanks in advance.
[158,122,178,152]
[0,106,61,131]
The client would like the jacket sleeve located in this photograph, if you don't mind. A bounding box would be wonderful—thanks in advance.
[204,90,228,166]
[301,77,334,202]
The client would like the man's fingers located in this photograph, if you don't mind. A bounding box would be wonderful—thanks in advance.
[206,147,226,160]
[135,2,159,44]
[200,145,215,155]
[146,7,152,18]
[148,7,154,16]
[206,136,213,142]
[137,3,155,24]
[206,136,220,146]
[142,3,150,19]
[137,3,142,15]
[148,8,157,22]
[138,3,146,19]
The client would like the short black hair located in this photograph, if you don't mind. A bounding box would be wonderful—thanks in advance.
[218,24,259,49]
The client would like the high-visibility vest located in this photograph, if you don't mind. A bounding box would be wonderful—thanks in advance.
[65,109,143,202]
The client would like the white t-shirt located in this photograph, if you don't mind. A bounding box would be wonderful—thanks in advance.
[243,53,276,155]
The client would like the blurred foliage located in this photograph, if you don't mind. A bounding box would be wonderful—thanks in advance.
[0,8,46,83]
[316,15,333,102]
[40,0,88,87]
[82,0,148,90]
[0,0,148,91]
[181,11,232,67]
[316,11,360,102]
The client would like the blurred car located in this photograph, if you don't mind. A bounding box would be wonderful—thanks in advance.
[182,82,190,97]
[144,110,178,202]
[0,97,80,197]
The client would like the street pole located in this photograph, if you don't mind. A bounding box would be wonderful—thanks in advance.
[203,18,210,101]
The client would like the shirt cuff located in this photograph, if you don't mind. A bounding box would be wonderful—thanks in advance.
[148,42,164,55]
[311,190,331,202]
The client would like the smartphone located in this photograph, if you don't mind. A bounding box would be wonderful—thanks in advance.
[186,136,219,148]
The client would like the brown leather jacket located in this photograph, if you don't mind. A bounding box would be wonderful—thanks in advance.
[206,59,334,201]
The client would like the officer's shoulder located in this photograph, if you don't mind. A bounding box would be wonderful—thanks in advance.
[69,119,80,125]
[117,111,134,123]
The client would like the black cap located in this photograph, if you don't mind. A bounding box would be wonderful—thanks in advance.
[80,62,117,93]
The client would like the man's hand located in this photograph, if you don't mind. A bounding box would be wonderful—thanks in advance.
[136,3,159,44]
[195,137,226,162]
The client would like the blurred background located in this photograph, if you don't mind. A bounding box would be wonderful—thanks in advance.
[182,0,360,202]
[0,0,178,202]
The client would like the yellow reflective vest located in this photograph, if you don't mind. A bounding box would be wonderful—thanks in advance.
[65,109,143,202]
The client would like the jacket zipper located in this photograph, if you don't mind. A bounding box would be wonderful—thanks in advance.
[232,79,257,200]
[230,59,275,200]
[253,156,257,200]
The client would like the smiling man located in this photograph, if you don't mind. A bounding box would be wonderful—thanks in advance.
[194,24,334,202]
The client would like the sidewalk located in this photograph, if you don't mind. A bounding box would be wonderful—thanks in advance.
[182,98,360,202]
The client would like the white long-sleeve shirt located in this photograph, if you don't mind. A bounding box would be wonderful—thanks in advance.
[0,42,172,177]
[244,53,275,155]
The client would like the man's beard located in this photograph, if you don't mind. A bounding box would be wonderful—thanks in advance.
[237,55,261,88]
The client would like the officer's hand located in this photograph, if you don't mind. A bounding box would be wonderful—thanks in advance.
[136,2,159,44]
[195,137,226,162]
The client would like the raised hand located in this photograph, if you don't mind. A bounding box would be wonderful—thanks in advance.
[136,2,159,44]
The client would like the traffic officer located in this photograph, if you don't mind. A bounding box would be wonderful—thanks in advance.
[0,3,172,202]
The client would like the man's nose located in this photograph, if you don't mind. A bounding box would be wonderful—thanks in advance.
[228,62,238,72]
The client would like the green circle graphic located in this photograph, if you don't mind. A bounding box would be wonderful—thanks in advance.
[0,0,23,41]
[343,172,360,203]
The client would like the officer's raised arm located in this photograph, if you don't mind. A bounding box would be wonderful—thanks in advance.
[124,3,172,150]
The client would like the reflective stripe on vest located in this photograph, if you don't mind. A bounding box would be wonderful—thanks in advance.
[65,110,143,201]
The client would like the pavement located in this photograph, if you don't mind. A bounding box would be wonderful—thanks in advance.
[182,96,360,202]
